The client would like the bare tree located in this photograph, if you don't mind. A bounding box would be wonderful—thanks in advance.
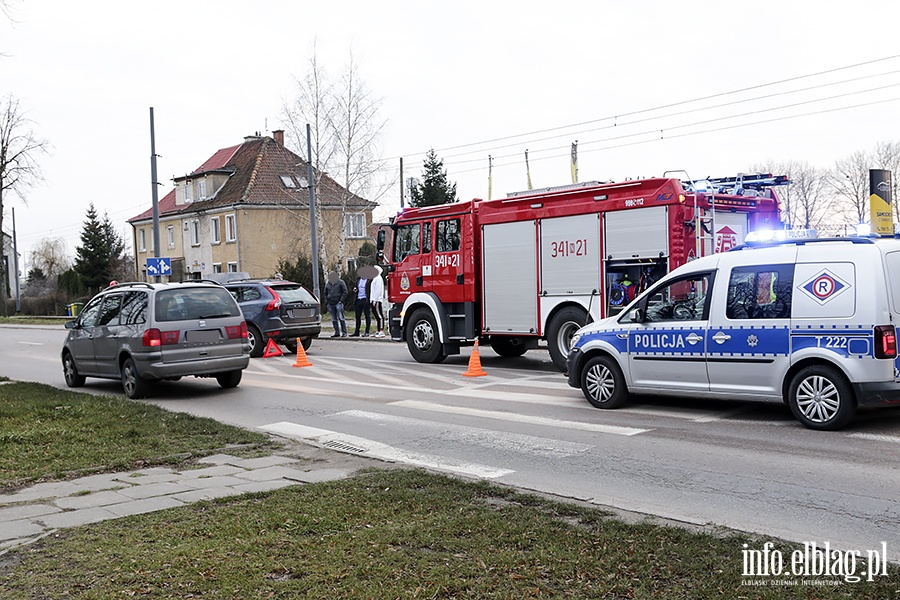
[829,150,871,226]
[29,237,70,287]
[332,52,389,265]
[789,162,835,230]
[281,48,338,273]
[0,94,48,315]
[282,48,389,274]
[753,160,837,230]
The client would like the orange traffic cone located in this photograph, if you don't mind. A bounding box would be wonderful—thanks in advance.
[292,338,313,368]
[262,338,283,358]
[463,340,487,377]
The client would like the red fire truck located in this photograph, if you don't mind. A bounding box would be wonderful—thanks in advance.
[376,172,787,371]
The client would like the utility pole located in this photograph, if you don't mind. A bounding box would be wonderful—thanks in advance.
[149,108,161,266]
[11,207,20,313]
[306,123,320,300]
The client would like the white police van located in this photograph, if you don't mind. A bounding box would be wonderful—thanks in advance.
[566,235,900,430]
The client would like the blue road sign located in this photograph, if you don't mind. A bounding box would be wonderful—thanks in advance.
[146,257,172,277]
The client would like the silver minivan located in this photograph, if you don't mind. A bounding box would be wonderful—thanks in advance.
[62,281,250,398]
[567,236,900,430]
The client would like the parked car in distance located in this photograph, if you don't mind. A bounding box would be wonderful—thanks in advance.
[221,278,322,357]
[61,281,250,399]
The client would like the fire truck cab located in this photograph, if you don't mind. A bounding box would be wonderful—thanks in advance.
[378,173,786,371]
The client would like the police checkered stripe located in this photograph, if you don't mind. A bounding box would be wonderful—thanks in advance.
[792,324,874,330]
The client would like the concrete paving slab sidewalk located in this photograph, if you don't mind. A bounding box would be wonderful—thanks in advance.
[0,441,391,554]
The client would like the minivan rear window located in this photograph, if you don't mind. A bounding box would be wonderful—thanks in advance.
[155,288,241,321]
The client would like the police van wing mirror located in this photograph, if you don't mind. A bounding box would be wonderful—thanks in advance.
[630,308,646,323]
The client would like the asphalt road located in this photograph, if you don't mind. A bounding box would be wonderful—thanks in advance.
[3,324,900,559]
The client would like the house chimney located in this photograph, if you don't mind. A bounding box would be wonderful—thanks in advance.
[273,129,284,146]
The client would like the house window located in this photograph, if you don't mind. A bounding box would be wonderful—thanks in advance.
[190,220,200,246]
[225,214,236,242]
[227,261,238,273]
[184,182,192,203]
[344,213,366,239]
[167,225,175,249]
[139,229,146,252]
[213,263,223,273]
[198,179,207,199]
[280,175,296,188]
[211,217,221,244]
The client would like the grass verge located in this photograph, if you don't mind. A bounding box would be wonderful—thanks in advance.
[1,383,898,598]
[0,382,274,489]
[0,316,67,326]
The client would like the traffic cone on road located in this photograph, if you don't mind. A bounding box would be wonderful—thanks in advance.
[292,338,313,368]
[463,340,487,377]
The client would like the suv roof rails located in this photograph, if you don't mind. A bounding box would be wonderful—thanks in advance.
[731,236,876,251]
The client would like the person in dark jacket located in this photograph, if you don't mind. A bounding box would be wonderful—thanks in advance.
[324,271,348,337]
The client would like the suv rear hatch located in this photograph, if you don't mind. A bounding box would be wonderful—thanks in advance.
[270,284,319,326]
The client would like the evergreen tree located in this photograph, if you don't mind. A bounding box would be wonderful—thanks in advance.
[73,203,124,293]
[409,149,457,208]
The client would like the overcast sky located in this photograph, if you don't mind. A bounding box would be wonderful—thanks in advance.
[4,1,900,271]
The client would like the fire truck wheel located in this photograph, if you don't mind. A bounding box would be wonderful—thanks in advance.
[406,308,447,364]
[547,307,589,371]
[581,355,628,409]
[490,336,528,358]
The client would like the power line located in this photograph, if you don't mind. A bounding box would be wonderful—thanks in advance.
[452,95,900,176]
[377,54,900,176]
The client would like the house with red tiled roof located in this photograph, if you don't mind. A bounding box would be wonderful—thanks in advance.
[128,131,377,281]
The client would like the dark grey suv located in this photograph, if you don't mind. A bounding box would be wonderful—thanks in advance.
[61,282,250,398]
[222,279,321,357]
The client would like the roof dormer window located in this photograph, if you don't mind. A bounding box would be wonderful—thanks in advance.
[184,181,192,203]
[280,175,296,188]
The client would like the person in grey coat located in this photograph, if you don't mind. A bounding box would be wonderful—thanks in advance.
[324,271,348,337]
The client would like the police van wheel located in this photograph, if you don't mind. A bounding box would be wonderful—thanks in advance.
[787,365,856,431]
[406,309,446,364]
[491,335,528,358]
[548,307,589,372]
[581,356,628,409]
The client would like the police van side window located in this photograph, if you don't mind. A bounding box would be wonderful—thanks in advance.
[726,265,794,320]
[643,273,712,322]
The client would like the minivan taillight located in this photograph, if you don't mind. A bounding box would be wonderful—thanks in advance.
[875,325,897,359]
[226,322,248,340]
[264,286,282,311]
[142,328,180,347]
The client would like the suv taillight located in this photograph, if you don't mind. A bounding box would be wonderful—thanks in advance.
[264,286,282,311]
[226,322,248,340]
[875,325,897,359]
[142,328,180,347]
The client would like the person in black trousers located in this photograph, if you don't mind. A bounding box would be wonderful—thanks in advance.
[350,274,372,337]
